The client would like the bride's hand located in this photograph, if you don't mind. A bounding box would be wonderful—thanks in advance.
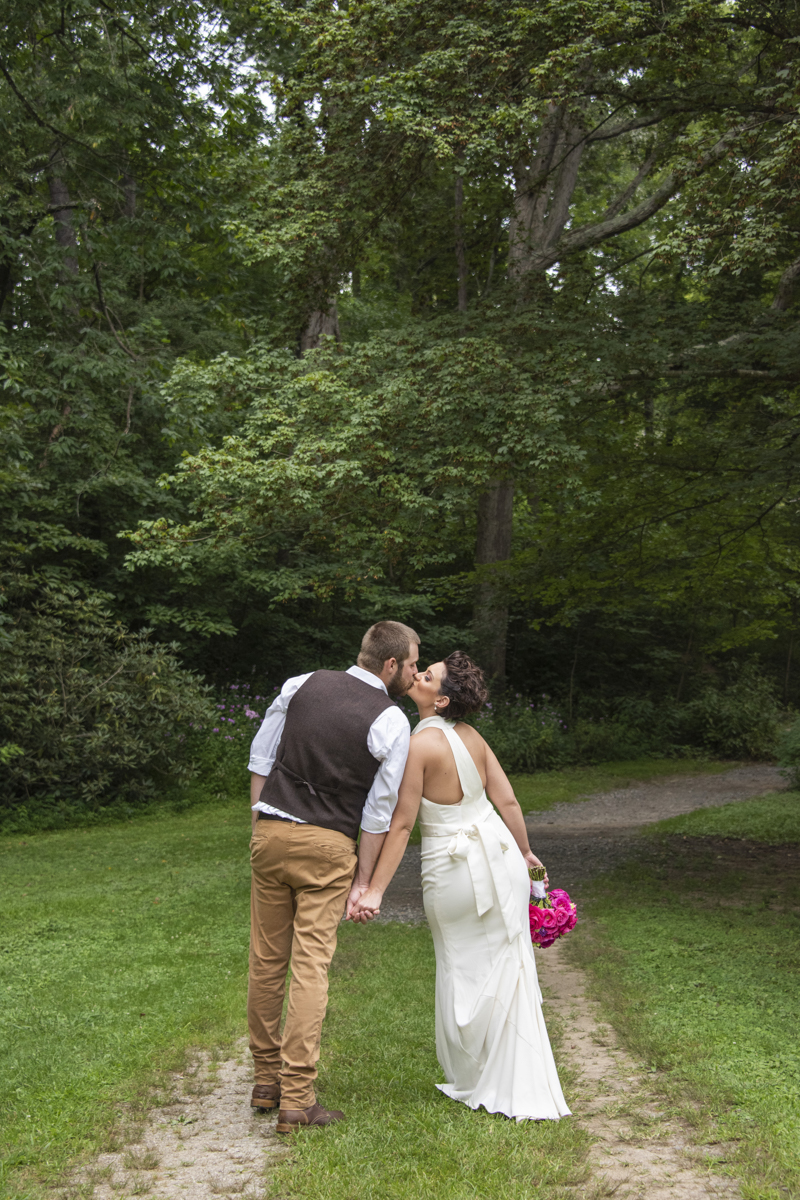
[350,887,383,923]
[523,850,549,889]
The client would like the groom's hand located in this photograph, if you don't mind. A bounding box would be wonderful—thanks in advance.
[346,881,368,921]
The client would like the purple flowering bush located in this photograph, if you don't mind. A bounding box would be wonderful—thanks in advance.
[192,681,278,783]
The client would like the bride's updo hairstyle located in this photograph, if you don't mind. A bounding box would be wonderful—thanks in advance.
[438,651,489,721]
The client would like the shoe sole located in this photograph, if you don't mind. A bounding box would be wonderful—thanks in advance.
[250,1099,279,1109]
[276,1119,343,1134]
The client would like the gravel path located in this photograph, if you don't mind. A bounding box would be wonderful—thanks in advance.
[380,763,783,919]
[75,1047,288,1200]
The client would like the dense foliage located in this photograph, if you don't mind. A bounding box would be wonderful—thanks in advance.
[3,1,800,815]
[0,574,214,830]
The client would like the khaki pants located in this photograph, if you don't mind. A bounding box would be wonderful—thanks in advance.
[247,819,357,1109]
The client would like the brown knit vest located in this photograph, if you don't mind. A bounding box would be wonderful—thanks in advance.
[258,670,398,839]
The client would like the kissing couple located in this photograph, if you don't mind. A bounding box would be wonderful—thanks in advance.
[246,621,570,1133]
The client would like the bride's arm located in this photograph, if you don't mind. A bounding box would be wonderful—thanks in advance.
[350,739,425,922]
[484,741,547,880]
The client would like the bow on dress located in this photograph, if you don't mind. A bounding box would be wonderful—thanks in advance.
[446,811,524,943]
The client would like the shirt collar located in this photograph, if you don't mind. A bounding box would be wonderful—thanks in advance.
[347,664,388,694]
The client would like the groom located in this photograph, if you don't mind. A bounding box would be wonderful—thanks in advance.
[246,621,419,1132]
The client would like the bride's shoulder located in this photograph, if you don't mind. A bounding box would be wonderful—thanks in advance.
[411,723,446,743]
[410,724,448,754]
[452,721,484,748]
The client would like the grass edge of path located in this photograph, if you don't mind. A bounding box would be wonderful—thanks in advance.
[564,791,800,1200]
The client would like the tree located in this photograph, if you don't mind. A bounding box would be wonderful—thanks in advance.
[0,0,277,632]
[213,0,800,678]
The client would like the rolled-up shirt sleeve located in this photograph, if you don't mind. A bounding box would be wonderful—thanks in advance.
[248,672,313,776]
[360,706,411,834]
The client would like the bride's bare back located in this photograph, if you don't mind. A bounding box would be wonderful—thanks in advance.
[412,722,488,805]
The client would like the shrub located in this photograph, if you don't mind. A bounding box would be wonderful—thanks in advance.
[567,716,651,764]
[192,681,279,795]
[0,574,216,830]
[676,662,780,759]
[776,718,800,789]
[464,663,781,774]
[472,693,571,772]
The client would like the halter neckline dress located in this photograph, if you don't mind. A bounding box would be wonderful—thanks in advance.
[415,715,570,1121]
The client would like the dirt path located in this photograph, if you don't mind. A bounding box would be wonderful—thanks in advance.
[71,763,780,1199]
[76,1043,286,1200]
[537,942,740,1199]
[525,762,782,894]
[379,763,783,918]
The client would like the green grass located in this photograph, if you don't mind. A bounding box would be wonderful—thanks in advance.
[570,791,800,1200]
[510,755,729,813]
[0,788,592,1200]
[0,755,739,1198]
[268,923,588,1200]
[0,801,252,1199]
[653,788,800,843]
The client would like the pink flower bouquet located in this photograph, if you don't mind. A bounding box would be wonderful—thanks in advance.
[529,869,577,949]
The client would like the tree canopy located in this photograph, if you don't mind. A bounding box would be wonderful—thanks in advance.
[3,0,800,802]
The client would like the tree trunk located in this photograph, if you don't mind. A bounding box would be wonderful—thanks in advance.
[507,104,585,286]
[0,255,14,328]
[300,302,340,351]
[568,626,581,720]
[46,146,79,278]
[472,481,514,682]
[454,173,468,313]
[644,393,655,443]
[470,106,586,675]
[122,172,136,219]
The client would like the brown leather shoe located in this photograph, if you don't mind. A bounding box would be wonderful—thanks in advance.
[276,1102,345,1133]
[251,1083,281,1110]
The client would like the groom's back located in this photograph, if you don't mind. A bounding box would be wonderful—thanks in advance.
[259,670,395,840]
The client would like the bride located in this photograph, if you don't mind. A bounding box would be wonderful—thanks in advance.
[351,650,571,1122]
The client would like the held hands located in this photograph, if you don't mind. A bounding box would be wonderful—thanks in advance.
[348,887,383,923]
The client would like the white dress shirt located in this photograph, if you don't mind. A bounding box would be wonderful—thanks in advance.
[248,665,411,834]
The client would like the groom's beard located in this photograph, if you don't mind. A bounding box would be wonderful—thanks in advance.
[387,663,411,699]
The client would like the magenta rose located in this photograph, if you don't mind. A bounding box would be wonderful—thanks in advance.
[529,905,546,932]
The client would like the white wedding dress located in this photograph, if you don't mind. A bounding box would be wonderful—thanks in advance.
[415,715,571,1121]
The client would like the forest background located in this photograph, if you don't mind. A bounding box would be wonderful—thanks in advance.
[2,0,800,828]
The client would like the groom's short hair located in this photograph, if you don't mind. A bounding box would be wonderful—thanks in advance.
[357,621,420,674]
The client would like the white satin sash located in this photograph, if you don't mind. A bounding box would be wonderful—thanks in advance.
[415,716,524,942]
